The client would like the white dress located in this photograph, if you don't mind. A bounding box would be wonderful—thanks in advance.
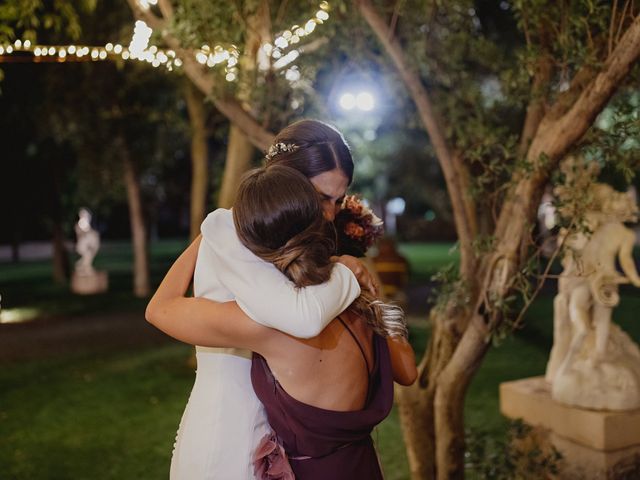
[169,209,361,480]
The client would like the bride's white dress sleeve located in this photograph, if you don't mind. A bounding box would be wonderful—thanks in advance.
[201,208,361,337]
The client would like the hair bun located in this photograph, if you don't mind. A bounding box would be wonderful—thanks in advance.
[272,229,335,288]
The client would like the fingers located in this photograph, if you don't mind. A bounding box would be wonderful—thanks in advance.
[359,269,379,297]
[335,255,380,296]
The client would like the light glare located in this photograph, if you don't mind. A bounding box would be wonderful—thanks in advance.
[356,92,375,111]
[339,93,356,110]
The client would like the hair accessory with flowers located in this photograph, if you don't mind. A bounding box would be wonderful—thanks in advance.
[334,195,384,257]
[265,142,299,161]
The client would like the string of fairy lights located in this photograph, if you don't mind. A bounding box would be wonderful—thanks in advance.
[0,1,330,83]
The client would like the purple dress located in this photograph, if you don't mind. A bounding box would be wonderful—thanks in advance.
[251,321,394,479]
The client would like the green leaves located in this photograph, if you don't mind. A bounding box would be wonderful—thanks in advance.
[465,420,563,479]
[582,90,640,186]
[0,0,94,44]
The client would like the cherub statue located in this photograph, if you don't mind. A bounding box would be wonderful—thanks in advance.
[545,161,640,410]
[74,208,100,275]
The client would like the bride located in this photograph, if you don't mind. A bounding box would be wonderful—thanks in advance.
[157,120,381,479]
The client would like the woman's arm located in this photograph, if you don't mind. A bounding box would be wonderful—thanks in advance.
[200,209,361,339]
[145,236,272,353]
[387,336,418,386]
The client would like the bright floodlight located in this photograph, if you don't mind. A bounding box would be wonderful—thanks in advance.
[338,89,376,112]
[339,93,356,110]
[356,92,375,111]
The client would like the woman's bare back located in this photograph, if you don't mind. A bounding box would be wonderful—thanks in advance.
[261,310,375,412]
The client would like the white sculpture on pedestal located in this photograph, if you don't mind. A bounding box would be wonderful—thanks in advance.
[546,176,640,411]
[75,208,100,275]
[71,208,108,295]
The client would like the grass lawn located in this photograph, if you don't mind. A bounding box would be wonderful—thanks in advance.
[0,240,189,321]
[2,240,640,479]
[0,344,193,479]
[398,242,460,281]
[0,340,414,480]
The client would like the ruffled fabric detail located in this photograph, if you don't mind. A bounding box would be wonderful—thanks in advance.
[253,432,295,480]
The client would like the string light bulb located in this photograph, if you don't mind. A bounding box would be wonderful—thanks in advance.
[316,10,329,21]
[0,1,331,80]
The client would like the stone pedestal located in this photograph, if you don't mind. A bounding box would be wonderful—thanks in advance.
[500,377,640,479]
[71,270,108,295]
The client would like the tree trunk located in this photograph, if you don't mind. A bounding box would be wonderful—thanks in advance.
[355,0,477,283]
[50,154,70,284]
[357,5,640,478]
[396,383,436,479]
[217,124,256,208]
[215,3,269,208]
[434,315,490,480]
[185,81,210,240]
[10,232,20,263]
[122,146,150,298]
[52,224,70,284]
[396,307,470,480]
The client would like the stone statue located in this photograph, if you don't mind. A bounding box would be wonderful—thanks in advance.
[545,179,640,411]
[71,208,108,294]
[74,208,100,275]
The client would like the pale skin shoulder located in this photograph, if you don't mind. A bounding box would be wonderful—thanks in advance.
[145,236,417,386]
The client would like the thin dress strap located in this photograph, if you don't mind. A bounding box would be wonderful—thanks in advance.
[337,317,371,374]
[337,316,375,407]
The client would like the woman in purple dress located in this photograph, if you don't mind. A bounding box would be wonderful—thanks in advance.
[147,165,417,478]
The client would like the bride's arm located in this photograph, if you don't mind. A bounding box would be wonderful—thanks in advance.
[145,236,272,353]
[201,209,361,339]
[387,336,417,386]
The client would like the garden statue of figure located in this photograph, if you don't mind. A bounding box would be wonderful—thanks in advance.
[545,181,640,411]
[74,208,100,275]
[71,208,108,294]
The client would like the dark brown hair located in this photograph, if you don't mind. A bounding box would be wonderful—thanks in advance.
[233,165,335,288]
[265,119,354,184]
[233,165,408,338]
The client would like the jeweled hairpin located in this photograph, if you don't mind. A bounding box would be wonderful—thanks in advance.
[265,142,299,160]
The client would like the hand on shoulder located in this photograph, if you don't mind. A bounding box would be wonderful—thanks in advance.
[333,255,379,296]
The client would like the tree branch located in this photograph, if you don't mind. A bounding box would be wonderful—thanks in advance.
[531,14,640,169]
[157,0,174,20]
[125,0,274,150]
[492,53,554,241]
[451,151,477,238]
[517,54,553,158]
[355,0,477,280]
[609,0,619,55]
[492,13,640,308]
[125,0,166,30]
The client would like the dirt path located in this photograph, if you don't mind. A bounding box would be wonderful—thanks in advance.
[0,310,176,363]
[0,281,432,364]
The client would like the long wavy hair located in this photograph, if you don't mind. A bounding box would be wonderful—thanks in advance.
[233,165,407,338]
[265,119,355,185]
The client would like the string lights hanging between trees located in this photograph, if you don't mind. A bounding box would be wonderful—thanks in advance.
[0,1,330,84]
